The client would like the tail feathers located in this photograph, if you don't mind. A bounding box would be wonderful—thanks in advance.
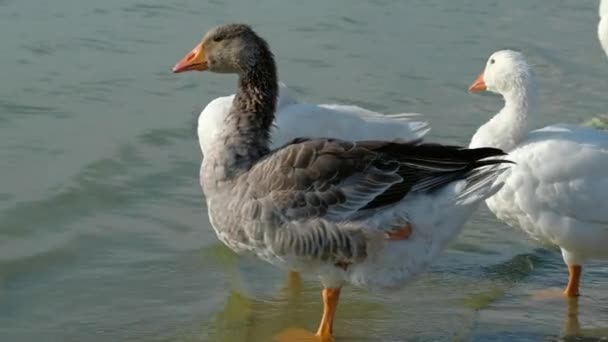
[408,158,512,194]
[456,164,511,205]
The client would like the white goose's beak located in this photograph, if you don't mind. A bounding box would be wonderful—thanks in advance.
[468,71,487,93]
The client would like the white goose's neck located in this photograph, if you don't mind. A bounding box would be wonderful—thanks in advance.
[469,87,534,152]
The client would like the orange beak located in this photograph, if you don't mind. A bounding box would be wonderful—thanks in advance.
[172,43,208,73]
[468,72,487,93]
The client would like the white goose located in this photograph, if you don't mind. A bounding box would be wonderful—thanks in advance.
[599,0,608,57]
[468,50,608,297]
[197,82,430,157]
[173,23,512,341]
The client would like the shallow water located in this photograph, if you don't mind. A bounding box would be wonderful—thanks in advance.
[0,0,607,341]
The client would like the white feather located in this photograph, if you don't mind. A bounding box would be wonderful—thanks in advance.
[197,82,430,156]
[600,0,608,57]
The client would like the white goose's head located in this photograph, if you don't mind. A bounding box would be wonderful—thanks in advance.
[468,50,534,97]
[467,51,536,151]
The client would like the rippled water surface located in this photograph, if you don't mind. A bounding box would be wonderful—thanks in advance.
[0,0,607,341]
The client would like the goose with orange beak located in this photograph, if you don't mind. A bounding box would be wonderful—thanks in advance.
[173,43,208,73]
[172,23,512,341]
[173,24,435,303]
[468,50,608,299]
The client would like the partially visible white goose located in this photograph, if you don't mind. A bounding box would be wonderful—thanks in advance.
[599,0,608,57]
[197,82,430,157]
[469,50,608,297]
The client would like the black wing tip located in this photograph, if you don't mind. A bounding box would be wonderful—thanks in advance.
[465,146,508,156]
[395,140,507,153]
[474,158,516,167]
[402,142,510,161]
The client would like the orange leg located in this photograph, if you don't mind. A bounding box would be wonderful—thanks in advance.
[272,287,341,342]
[385,222,412,240]
[315,287,341,341]
[564,265,582,297]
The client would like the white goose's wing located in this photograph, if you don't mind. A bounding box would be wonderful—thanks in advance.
[519,125,608,222]
[490,124,608,246]
[273,83,429,145]
[273,103,429,147]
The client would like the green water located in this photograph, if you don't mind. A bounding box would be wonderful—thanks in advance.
[0,0,607,341]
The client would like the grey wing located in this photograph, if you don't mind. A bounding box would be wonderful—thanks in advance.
[239,138,509,264]
[246,138,403,222]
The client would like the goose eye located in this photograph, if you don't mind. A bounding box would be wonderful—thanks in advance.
[213,36,223,42]
[490,59,495,65]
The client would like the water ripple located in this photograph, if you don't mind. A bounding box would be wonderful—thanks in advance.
[0,98,63,118]
[72,37,129,54]
[138,127,193,147]
[482,248,557,283]
[121,2,184,18]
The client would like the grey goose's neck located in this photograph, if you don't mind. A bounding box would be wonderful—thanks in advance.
[216,47,278,176]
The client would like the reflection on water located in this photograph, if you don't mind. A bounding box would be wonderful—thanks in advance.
[472,259,608,342]
[561,298,608,342]
[152,250,608,342]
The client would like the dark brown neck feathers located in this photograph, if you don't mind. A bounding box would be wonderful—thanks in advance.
[221,39,278,172]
